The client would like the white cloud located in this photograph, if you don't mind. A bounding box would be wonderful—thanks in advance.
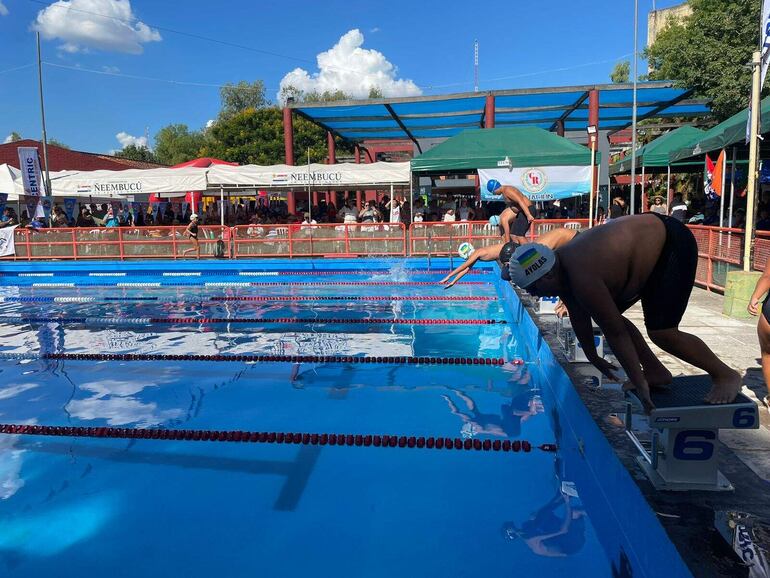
[33,0,161,54]
[277,29,421,102]
[3,134,15,144]
[370,27,380,33]
[115,131,147,149]
[205,119,215,129]
[101,65,120,73]
[0,2,9,17]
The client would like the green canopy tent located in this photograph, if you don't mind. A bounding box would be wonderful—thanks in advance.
[610,126,704,175]
[667,97,770,228]
[410,126,594,172]
[669,96,770,164]
[609,126,704,212]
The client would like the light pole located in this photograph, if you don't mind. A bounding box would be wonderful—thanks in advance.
[629,0,639,215]
[36,31,51,197]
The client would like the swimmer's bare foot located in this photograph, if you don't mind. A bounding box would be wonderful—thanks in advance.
[704,370,742,404]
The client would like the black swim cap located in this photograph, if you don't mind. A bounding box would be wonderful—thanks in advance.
[498,241,519,265]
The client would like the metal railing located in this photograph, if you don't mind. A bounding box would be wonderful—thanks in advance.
[1,221,766,293]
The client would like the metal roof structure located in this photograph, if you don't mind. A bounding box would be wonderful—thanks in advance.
[289,82,710,152]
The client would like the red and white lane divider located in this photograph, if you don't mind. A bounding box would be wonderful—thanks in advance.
[0,316,507,326]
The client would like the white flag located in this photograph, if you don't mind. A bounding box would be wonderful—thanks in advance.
[749,1,770,143]
[761,0,770,87]
[16,147,45,218]
[0,226,17,257]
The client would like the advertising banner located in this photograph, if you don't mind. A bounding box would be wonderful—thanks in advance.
[0,225,16,257]
[478,166,592,202]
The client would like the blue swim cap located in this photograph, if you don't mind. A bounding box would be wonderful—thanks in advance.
[487,179,502,193]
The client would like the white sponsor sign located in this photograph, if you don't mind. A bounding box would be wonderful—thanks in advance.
[479,166,592,201]
[0,225,17,257]
[17,148,45,217]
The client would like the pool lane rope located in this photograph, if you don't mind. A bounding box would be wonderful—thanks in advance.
[0,316,507,326]
[0,269,492,278]
[0,423,556,453]
[18,281,491,288]
[0,295,497,304]
[0,352,522,366]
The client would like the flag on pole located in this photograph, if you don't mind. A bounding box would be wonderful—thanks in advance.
[17,147,45,218]
[748,0,770,143]
[705,154,718,200]
[712,150,725,197]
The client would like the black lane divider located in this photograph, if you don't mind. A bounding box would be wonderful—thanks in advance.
[0,424,556,453]
[0,352,515,366]
[0,316,507,326]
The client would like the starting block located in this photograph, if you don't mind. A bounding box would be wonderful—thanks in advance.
[556,316,605,363]
[537,296,560,315]
[626,375,758,492]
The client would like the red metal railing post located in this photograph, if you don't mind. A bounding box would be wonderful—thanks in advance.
[71,228,78,260]
[288,224,294,259]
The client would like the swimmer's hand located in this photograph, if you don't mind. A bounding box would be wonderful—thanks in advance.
[589,357,620,382]
[748,298,761,316]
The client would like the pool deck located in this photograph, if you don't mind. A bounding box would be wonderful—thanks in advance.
[524,287,770,578]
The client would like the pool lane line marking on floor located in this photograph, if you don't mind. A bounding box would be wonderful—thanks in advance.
[0,315,507,326]
[0,424,557,453]
[0,352,518,366]
[162,272,202,277]
[17,273,54,277]
[0,295,497,303]
[30,283,76,288]
[89,273,127,277]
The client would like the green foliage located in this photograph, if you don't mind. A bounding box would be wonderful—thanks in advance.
[6,131,21,142]
[201,107,352,165]
[219,80,268,119]
[153,124,207,166]
[646,0,760,120]
[610,60,630,84]
[48,139,69,149]
[114,144,158,164]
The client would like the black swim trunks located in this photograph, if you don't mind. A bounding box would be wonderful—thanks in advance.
[640,212,697,331]
[763,296,770,325]
[512,210,531,237]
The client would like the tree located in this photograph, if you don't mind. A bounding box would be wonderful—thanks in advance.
[5,131,21,143]
[48,139,69,149]
[115,144,158,164]
[201,106,353,165]
[368,86,383,99]
[610,61,630,84]
[153,124,207,165]
[219,80,268,119]
[646,0,761,120]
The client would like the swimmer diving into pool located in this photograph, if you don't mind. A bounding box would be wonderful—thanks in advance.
[440,228,578,289]
[486,180,535,244]
[504,213,742,411]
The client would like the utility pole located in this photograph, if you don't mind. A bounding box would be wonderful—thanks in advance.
[474,40,479,92]
[743,51,762,272]
[629,0,639,214]
[36,31,51,196]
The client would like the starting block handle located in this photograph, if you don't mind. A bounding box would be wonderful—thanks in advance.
[625,403,659,469]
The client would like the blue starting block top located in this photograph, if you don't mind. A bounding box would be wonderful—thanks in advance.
[650,375,752,409]
[634,375,759,431]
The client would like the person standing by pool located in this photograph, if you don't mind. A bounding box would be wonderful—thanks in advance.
[649,195,667,215]
[608,195,625,221]
[748,261,770,409]
[505,213,742,411]
[440,228,579,289]
[487,180,535,244]
[669,193,688,222]
[182,213,201,259]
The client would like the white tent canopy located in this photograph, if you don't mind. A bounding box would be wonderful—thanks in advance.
[0,161,411,201]
[207,162,410,190]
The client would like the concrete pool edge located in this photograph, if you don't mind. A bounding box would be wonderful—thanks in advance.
[502,283,770,576]
[493,272,693,578]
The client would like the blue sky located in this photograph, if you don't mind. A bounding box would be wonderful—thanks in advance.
[0,0,683,154]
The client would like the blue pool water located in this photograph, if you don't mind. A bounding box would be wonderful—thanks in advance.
[0,260,690,577]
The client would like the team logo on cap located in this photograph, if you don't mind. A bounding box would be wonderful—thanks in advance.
[517,247,548,276]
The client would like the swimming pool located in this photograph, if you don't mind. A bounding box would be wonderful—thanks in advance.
[0,259,690,577]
